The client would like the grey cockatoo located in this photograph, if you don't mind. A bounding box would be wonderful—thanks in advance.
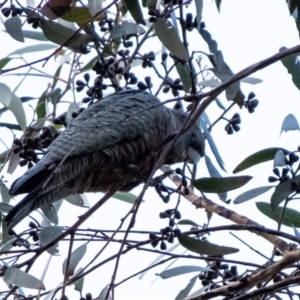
[6,89,205,229]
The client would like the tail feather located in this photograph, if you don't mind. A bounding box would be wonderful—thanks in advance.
[5,185,75,230]
[9,163,52,196]
[5,188,40,230]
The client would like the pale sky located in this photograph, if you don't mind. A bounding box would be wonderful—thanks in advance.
[0,1,300,299]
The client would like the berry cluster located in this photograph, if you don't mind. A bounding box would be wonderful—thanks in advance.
[13,127,60,169]
[224,113,241,135]
[149,208,182,250]
[244,92,259,113]
[268,152,299,184]
[184,13,198,31]
[162,78,184,97]
[199,260,239,289]
[1,4,23,17]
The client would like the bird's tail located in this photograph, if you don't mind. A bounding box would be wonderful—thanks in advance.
[5,186,71,230]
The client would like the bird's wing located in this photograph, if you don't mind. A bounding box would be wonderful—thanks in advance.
[47,89,160,160]
[9,90,165,196]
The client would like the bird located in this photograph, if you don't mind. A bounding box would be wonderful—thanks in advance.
[6,89,205,229]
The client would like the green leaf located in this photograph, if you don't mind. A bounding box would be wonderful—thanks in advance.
[280,113,300,133]
[0,181,11,204]
[234,186,274,204]
[175,62,192,92]
[271,175,300,209]
[113,192,141,204]
[0,150,9,165]
[0,203,13,213]
[178,219,200,226]
[80,56,98,72]
[205,155,227,201]
[65,194,89,207]
[61,7,92,24]
[4,16,24,42]
[256,202,300,227]
[40,204,58,225]
[0,83,27,131]
[289,0,298,14]
[273,150,287,167]
[8,44,57,56]
[215,0,222,11]
[74,272,84,293]
[178,234,239,256]
[175,275,198,300]
[193,176,252,193]
[154,18,189,61]
[36,94,47,119]
[4,266,45,290]
[195,0,203,28]
[158,266,212,279]
[46,88,62,105]
[240,77,263,84]
[0,58,12,70]
[233,147,289,173]
[40,226,63,255]
[63,243,87,276]
[280,46,300,90]
[98,285,112,300]
[199,27,242,104]
[123,0,145,25]
[39,18,95,53]
[22,30,48,41]
[109,21,145,40]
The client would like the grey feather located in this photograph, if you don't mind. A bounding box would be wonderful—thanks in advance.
[6,89,205,229]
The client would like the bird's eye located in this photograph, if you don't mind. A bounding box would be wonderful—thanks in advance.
[191,133,196,138]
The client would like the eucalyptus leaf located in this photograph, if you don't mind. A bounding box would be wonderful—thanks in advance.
[233,147,289,173]
[205,155,227,201]
[0,181,11,204]
[175,62,192,92]
[178,234,239,256]
[234,186,274,204]
[256,202,300,227]
[65,194,89,207]
[4,16,24,42]
[39,18,95,53]
[0,203,13,213]
[109,21,145,40]
[0,57,12,70]
[22,30,48,41]
[178,219,200,226]
[0,83,27,131]
[123,0,145,25]
[193,176,252,193]
[240,77,263,84]
[9,44,57,56]
[280,46,300,91]
[200,116,226,172]
[40,204,58,225]
[271,174,300,209]
[40,226,63,255]
[74,268,84,293]
[63,243,87,276]
[273,150,287,168]
[175,275,198,300]
[158,266,212,279]
[4,266,45,290]
[113,192,140,204]
[280,113,300,134]
[154,18,189,61]
[195,0,203,29]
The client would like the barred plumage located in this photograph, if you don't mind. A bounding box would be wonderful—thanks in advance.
[6,89,205,229]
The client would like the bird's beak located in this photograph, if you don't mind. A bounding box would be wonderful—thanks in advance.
[186,147,202,164]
